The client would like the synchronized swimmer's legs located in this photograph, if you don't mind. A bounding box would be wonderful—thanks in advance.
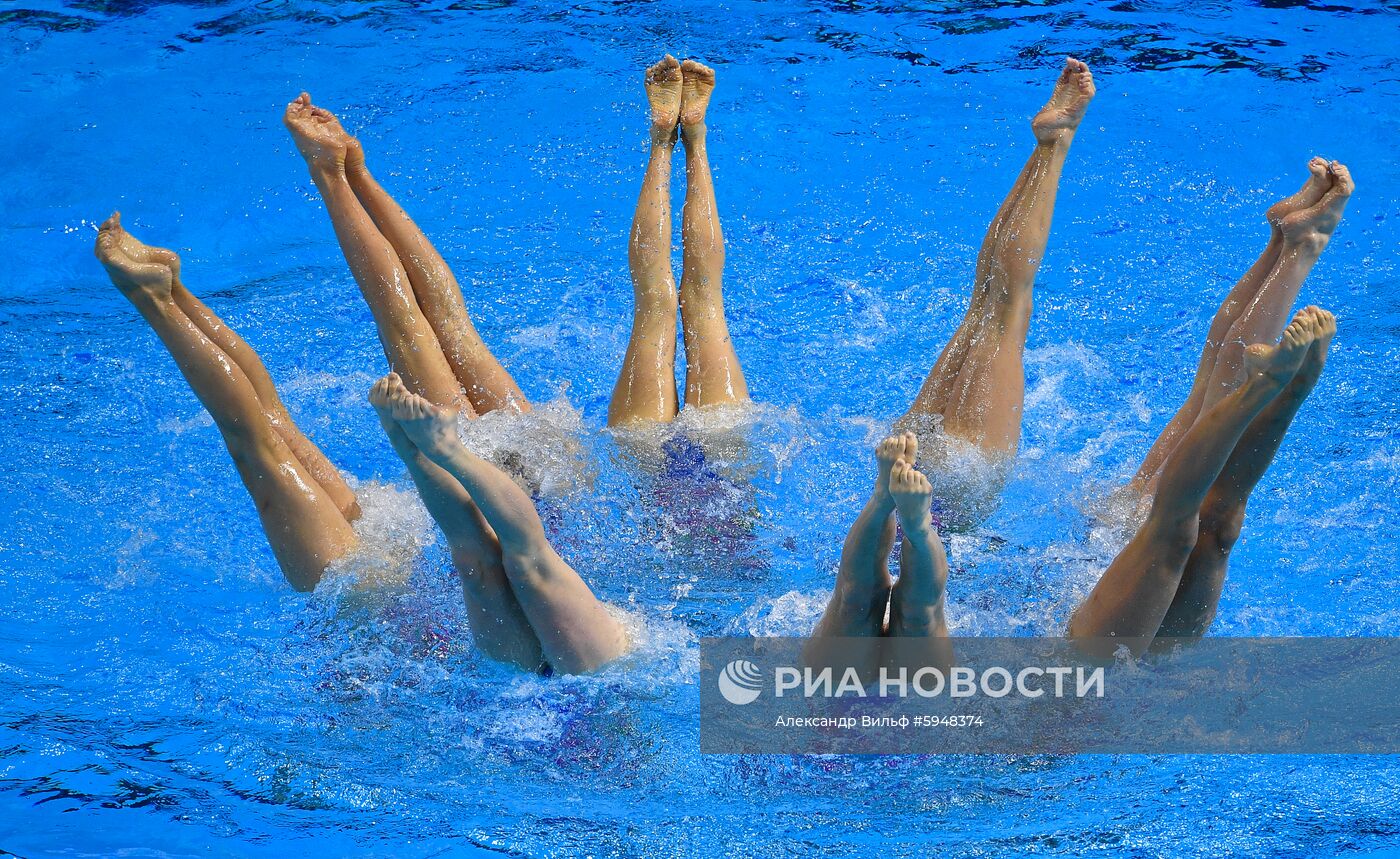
[341,121,528,415]
[96,214,358,591]
[808,432,951,676]
[285,95,490,413]
[375,374,628,674]
[1130,161,1353,493]
[898,59,1094,462]
[1156,310,1334,638]
[609,56,683,426]
[369,376,544,670]
[677,60,748,410]
[608,57,748,427]
[1070,309,1325,656]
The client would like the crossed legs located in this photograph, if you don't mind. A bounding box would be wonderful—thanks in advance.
[808,432,952,677]
[1070,309,1333,656]
[371,374,627,674]
[609,56,748,427]
[96,213,358,591]
[897,59,1095,463]
[284,94,527,417]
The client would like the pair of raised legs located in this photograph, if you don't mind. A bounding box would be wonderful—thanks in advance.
[1071,307,1336,656]
[285,96,626,672]
[892,58,1096,529]
[95,214,359,591]
[608,55,749,426]
[1067,161,1353,655]
[807,432,954,677]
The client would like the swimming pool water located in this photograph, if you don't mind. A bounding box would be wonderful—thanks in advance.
[3,1,1400,856]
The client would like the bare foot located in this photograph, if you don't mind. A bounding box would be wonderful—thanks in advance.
[283,92,361,174]
[645,55,683,142]
[380,373,461,459]
[889,459,936,534]
[874,432,918,502]
[1032,58,1095,145]
[369,372,422,456]
[94,211,175,302]
[679,59,715,131]
[1244,307,1318,386]
[1288,305,1336,391]
[1266,157,1331,228]
[1280,161,1353,251]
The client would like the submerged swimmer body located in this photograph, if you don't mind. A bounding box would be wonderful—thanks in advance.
[609,55,750,427]
[91,57,1356,680]
[894,58,1096,531]
[95,213,359,591]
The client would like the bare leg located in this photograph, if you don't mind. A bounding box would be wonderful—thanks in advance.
[676,60,749,409]
[368,378,544,670]
[97,218,356,592]
[1133,163,1352,494]
[284,94,468,413]
[1068,312,1318,655]
[884,459,954,672]
[1129,159,1332,490]
[811,433,918,640]
[378,375,627,674]
[899,59,1094,458]
[609,55,683,426]
[806,433,914,679]
[333,135,527,415]
[1157,308,1334,638]
[1196,164,1352,411]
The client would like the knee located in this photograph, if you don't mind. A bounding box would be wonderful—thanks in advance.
[1151,514,1202,563]
[451,547,505,589]
[1199,503,1247,554]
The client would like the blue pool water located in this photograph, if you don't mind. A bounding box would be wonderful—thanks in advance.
[3,1,1400,855]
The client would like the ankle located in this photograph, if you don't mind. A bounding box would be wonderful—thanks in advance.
[308,161,345,187]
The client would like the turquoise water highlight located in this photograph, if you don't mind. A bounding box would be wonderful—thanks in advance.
[2,1,1400,855]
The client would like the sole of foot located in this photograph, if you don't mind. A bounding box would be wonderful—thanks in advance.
[1031,57,1095,145]
[1279,161,1353,251]
[680,59,715,131]
[94,211,176,302]
[645,54,683,139]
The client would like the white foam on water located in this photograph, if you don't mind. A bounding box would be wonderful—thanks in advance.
[454,391,596,498]
[320,479,437,591]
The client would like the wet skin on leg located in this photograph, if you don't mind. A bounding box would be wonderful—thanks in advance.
[899,58,1094,460]
[1131,163,1352,493]
[96,215,357,592]
[1155,308,1334,639]
[609,55,683,426]
[1069,310,1321,657]
[284,94,468,413]
[377,374,628,674]
[369,376,544,670]
[677,59,749,410]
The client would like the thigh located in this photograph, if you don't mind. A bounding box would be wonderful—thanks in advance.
[225,430,357,591]
[501,550,628,675]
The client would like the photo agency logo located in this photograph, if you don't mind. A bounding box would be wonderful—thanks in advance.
[716,657,1103,704]
[718,659,764,705]
[699,637,1400,755]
